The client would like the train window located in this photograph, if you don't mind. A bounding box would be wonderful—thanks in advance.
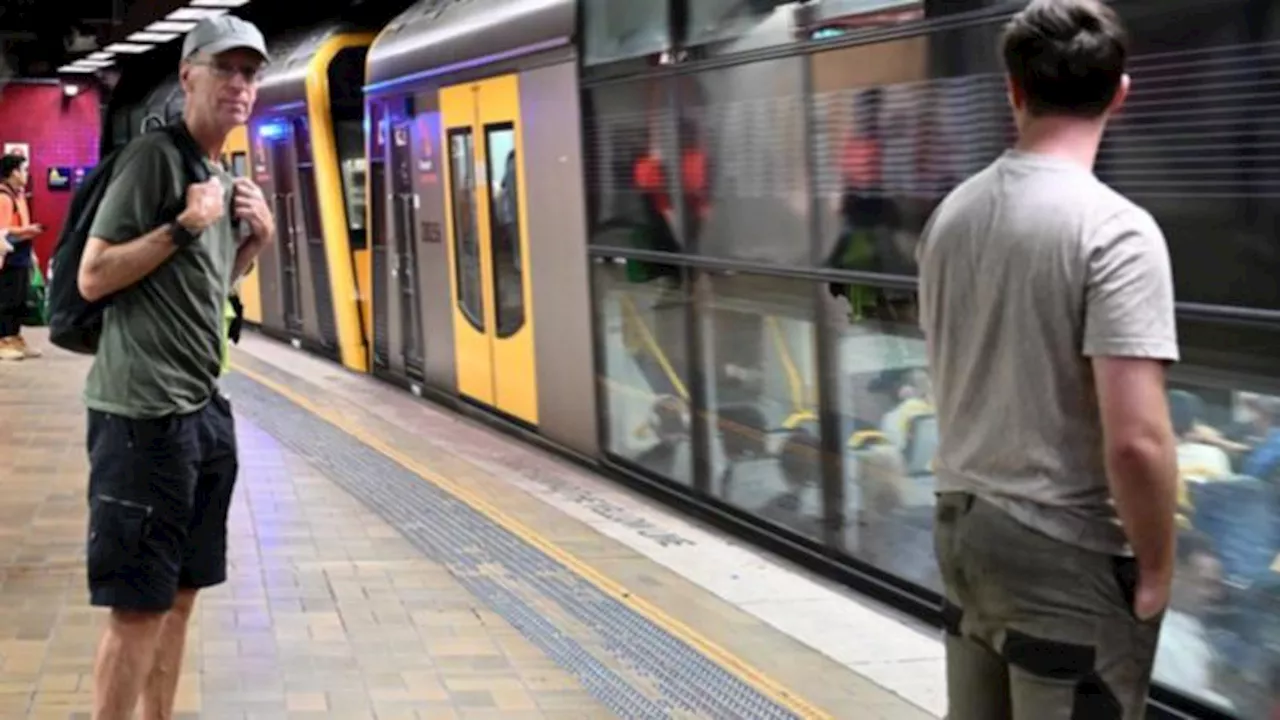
[582,0,671,67]
[807,0,1280,307]
[1148,374,1280,717]
[335,119,367,240]
[827,284,938,590]
[447,128,484,332]
[699,272,823,543]
[683,0,922,57]
[809,25,988,279]
[583,78,687,261]
[678,57,811,264]
[591,258,693,486]
[483,124,525,339]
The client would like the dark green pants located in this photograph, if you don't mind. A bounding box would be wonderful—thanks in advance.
[934,492,1164,720]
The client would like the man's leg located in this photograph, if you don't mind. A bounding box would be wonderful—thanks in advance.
[85,409,201,720]
[91,610,167,720]
[139,589,197,720]
[140,393,239,719]
[934,493,1013,720]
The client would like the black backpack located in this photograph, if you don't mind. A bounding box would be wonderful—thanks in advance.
[47,122,211,354]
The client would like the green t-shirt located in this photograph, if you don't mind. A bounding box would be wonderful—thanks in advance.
[83,131,238,419]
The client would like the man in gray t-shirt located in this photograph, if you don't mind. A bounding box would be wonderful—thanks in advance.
[917,1,1180,718]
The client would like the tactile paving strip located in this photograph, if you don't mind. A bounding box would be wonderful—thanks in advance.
[224,373,806,720]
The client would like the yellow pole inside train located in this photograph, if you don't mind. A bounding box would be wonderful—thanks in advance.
[304,32,376,373]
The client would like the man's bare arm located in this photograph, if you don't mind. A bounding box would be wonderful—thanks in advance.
[1093,355,1179,618]
[231,238,263,282]
[78,226,180,302]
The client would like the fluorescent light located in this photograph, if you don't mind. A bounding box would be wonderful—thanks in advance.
[191,0,250,6]
[59,65,98,73]
[104,42,154,53]
[74,59,114,68]
[88,51,114,60]
[167,7,228,20]
[128,31,178,43]
[147,20,198,32]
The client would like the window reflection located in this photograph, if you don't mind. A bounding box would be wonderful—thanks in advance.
[593,259,693,485]
[582,0,671,66]
[448,128,484,331]
[336,119,367,238]
[584,79,686,260]
[701,273,822,541]
[484,124,525,338]
[829,287,937,590]
[680,58,811,264]
[1155,380,1280,717]
[684,1,922,57]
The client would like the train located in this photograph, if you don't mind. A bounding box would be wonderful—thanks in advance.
[102,1,1280,718]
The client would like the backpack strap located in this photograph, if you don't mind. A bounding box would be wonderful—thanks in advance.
[160,122,212,185]
[153,122,213,225]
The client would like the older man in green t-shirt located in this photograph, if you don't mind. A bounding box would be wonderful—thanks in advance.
[73,15,275,720]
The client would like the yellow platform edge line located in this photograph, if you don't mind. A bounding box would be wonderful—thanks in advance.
[230,360,835,720]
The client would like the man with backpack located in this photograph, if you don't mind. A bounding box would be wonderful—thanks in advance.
[68,16,273,720]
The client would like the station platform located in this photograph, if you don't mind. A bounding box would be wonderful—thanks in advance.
[0,328,945,720]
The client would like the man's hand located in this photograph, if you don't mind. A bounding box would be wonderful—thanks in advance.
[177,179,226,232]
[233,178,274,244]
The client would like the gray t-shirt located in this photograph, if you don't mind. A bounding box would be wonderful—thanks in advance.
[916,149,1179,556]
[83,130,237,419]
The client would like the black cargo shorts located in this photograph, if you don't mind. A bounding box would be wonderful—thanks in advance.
[85,392,238,612]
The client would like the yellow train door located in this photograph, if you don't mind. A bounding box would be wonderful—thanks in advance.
[439,74,538,426]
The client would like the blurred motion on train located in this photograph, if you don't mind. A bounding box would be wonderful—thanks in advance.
[101,1,1280,718]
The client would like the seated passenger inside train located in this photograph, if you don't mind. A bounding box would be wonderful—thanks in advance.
[757,427,822,538]
[1241,396,1280,482]
[1169,389,1235,525]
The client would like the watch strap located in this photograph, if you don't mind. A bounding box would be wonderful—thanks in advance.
[170,221,198,248]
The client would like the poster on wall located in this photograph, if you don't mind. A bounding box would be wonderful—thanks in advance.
[3,143,29,159]
[47,167,71,191]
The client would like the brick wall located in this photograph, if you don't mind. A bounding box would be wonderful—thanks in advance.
[0,82,101,274]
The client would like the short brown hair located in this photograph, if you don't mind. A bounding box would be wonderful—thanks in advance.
[1001,0,1129,118]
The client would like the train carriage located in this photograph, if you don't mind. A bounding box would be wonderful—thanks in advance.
[98,1,1280,716]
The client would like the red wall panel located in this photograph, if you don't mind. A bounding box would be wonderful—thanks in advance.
[0,82,101,274]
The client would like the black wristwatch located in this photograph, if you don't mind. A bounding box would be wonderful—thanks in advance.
[170,221,198,248]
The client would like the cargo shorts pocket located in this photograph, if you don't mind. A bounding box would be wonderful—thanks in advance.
[86,494,153,583]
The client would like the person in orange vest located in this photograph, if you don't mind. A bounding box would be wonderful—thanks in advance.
[0,153,44,361]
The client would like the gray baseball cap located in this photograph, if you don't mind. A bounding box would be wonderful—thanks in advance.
[181,15,269,63]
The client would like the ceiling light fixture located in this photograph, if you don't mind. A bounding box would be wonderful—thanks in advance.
[104,42,154,53]
[87,52,114,61]
[147,20,198,33]
[128,32,179,43]
[74,59,114,68]
[59,65,98,73]
[191,0,251,6]
[167,7,229,20]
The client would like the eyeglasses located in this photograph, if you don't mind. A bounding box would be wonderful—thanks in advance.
[194,59,264,84]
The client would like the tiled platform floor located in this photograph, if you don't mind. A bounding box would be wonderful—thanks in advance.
[0,335,614,719]
[0,328,936,719]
